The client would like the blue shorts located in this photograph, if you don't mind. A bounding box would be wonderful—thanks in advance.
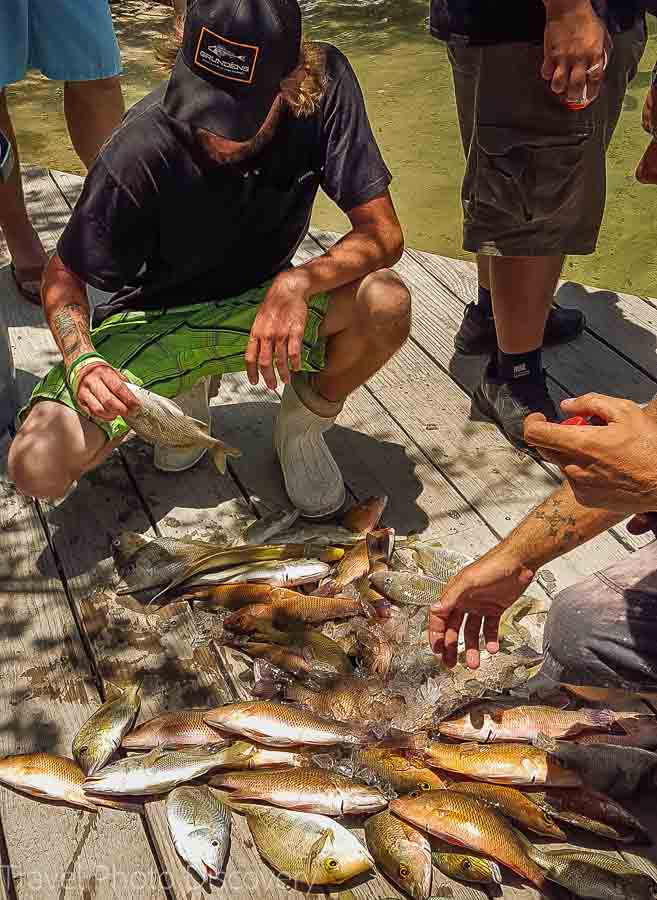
[0,0,122,87]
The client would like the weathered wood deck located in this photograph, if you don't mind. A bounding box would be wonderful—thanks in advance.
[1,166,657,899]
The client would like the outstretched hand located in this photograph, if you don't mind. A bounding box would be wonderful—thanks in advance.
[525,393,657,514]
[429,552,535,669]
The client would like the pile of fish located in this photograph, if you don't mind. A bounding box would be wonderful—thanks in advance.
[1,496,657,899]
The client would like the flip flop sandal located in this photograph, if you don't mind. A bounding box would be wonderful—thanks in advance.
[10,263,43,306]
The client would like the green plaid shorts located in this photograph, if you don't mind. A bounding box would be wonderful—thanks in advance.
[20,283,329,441]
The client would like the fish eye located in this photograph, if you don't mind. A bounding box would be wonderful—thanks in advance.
[79,746,89,755]
[408,790,421,799]
[418,782,431,791]
[324,858,339,872]
[211,840,219,848]
[462,861,472,870]
[399,865,409,879]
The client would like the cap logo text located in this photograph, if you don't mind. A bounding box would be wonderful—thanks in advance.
[194,27,260,84]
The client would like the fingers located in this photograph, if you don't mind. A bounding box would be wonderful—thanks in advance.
[463,614,482,670]
[76,366,134,421]
[561,393,632,423]
[275,335,290,386]
[428,605,447,656]
[443,608,465,669]
[549,61,569,95]
[567,63,588,102]
[288,327,303,375]
[257,337,277,391]
[483,615,501,655]
[245,336,260,386]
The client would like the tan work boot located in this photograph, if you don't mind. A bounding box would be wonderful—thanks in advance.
[154,377,219,473]
[274,373,346,519]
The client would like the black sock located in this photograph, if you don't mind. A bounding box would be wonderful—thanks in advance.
[477,286,493,317]
[497,347,543,381]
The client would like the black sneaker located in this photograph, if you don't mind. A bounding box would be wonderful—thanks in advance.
[454,303,586,355]
[473,362,559,452]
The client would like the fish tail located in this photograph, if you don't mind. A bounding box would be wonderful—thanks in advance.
[90,796,144,814]
[579,708,620,732]
[533,732,558,753]
[211,440,242,475]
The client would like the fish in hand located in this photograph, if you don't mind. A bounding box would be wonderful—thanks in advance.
[124,383,241,474]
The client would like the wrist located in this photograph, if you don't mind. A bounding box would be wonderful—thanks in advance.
[274,266,314,301]
[66,352,109,395]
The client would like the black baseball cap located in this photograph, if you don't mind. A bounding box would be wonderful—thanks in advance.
[164,0,302,142]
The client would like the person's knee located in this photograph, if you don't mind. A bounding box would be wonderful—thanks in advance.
[359,269,412,347]
[8,406,88,499]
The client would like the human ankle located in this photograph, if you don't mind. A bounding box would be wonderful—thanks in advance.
[496,347,543,381]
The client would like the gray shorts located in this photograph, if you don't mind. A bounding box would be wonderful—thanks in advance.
[448,21,646,256]
[542,540,657,692]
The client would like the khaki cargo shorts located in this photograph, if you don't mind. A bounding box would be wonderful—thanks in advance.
[448,21,646,256]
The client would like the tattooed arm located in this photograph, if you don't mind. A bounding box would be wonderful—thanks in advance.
[43,254,136,421]
[429,481,625,668]
[43,255,94,367]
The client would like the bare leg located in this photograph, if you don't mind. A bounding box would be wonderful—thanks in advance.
[314,269,411,403]
[0,90,47,283]
[64,77,124,170]
[8,402,122,498]
[476,254,491,291]
[490,255,564,354]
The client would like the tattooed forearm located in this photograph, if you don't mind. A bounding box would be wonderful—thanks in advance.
[51,303,93,364]
[499,482,625,572]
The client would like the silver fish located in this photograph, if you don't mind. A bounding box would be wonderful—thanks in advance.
[124,383,242,474]
[83,747,230,796]
[187,559,331,589]
[245,508,301,544]
[72,682,141,775]
[166,786,231,884]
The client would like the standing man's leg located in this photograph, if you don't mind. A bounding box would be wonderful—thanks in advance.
[0,91,47,302]
[64,77,124,170]
[0,0,48,304]
[31,0,124,170]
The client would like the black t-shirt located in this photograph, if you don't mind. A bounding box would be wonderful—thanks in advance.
[431,1,645,45]
[58,44,392,325]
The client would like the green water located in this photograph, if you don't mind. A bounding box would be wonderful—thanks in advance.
[6,0,657,295]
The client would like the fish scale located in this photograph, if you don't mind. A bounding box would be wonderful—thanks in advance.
[284,678,406,724]
[211,766,387,815]
[166,786,231,884]
[222,800,374,886]
[83,747,233,795]
[204,700,370,747]
[73,682,141,774]
[365,810,433,900]
[390,790,546,888]
[352,748,449,794]
[122,709,230,750]
[449,781,567,838]
[439,703,619,743]
[420,741,581,786]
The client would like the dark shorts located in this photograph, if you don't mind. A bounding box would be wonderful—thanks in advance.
[542,540,657,692]
[448,21,646,256]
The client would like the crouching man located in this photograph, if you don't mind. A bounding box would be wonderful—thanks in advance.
[430,392,657,695]
[9,0,410,520]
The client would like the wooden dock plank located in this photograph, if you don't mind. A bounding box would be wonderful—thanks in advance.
[311,231,641,599]
[0,436,166,900]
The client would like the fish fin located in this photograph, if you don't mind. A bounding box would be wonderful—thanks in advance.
[210,441,242,475]
[533,732,558,753]
[104,681,125,701]
[571,708,619,735]
[377,730,429,752]
[307,828,332,880]
[207,788,251,814]
[90,795,144,814]
[459,741,488,755]
[313,580,337,598]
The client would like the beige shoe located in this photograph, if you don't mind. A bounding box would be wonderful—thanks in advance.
[154,378,213,473]
[274,373,346,519]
